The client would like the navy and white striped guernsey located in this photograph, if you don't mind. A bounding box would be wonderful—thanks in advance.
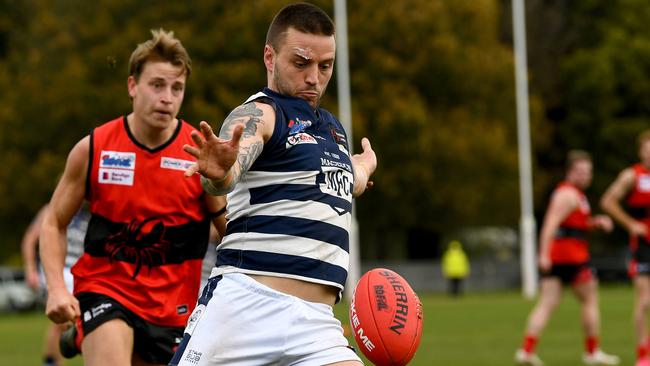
[216,87,354,291]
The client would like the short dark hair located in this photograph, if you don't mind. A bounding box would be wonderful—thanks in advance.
[566,149,591,171]
[265,2,335,51]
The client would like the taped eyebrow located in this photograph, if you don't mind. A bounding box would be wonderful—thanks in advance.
[293,47,313,61]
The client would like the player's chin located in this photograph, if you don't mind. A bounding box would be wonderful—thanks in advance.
[151,113,175,126]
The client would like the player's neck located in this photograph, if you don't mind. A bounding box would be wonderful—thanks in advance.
[126,113,177,149]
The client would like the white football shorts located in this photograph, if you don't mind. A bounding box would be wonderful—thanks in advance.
[169,271,362,366]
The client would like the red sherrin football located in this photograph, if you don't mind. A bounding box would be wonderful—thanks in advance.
[349,268,424,366]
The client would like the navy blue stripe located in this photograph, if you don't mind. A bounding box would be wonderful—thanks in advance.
[168,275,222,366]
[225,215,349,251]
[168,333,191,366]
[249,184,352,213]
[198,275,222,305]
[216,249,348,287]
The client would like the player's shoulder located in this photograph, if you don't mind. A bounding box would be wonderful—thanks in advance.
[553,184,581,203]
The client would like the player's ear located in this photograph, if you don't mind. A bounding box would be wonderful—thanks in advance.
[127,75,138,99]
[263,45,275,73]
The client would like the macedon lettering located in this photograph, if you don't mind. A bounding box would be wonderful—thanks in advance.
[103,217,170,278]
[320,157,351,171]
[379,270,409,335]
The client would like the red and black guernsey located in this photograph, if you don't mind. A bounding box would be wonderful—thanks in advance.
[626,164,650,247]
[72,116,210,327]
[550,182,591,264]
[626,164,650,212]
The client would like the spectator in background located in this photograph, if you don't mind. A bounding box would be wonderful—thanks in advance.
[515,150,619,366]
[600,130,650,366]
[441,240,469,297]
[21,203,89,366]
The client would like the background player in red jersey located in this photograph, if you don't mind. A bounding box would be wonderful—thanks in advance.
[39,29,226,366]
[601,130,650,366]
[516,150,619,366]
[22,203,90,366]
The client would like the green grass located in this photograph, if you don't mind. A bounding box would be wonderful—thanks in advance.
[0,285,637,366]
[333,285,636,366]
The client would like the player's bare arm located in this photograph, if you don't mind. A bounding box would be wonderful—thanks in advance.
[204,194,227,239]
[219,102,271,185]
[538,188,578,270]
[21,205,48,290]
[40,136,89,324]
[600,168,646,236]
[351,137,377,197]
[185,102,274,195]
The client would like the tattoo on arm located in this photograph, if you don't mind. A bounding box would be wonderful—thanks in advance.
[219,102,264,140]
[231,142,264,183]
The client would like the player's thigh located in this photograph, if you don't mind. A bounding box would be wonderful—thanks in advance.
[572,278,598,303]
[538,277,563,306]
[82,318,134,366]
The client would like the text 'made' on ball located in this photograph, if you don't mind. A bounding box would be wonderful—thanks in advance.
[349,268,424,366]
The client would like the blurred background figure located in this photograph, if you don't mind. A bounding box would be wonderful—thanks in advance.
[600,130,650,366]
[441,240,470,297]
[515,150,619,366]
[21,203,89,366]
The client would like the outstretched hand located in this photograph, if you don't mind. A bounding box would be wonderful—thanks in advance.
[184,121,243,180]
[352,137,377,194]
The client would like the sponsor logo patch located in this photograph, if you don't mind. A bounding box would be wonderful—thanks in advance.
[177,304,189,315]
[100,151,136,169]
[640,174,650,192]
[161,157,195,171]
[83,302,113,323]
[288,117,312,134]
[98,168,134,186]
[185,304,206,336]
[184,349,202,364]
[286,132,318,148]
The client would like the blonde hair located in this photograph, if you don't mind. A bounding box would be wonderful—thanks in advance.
[128,28,191,80]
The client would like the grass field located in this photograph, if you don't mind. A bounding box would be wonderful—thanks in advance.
[0,285,637,365]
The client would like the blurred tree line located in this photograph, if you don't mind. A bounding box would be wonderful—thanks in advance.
[1,0,649,264]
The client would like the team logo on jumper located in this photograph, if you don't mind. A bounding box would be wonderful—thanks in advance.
[100,151,135,169]
[319,163,353,215]
[288,117,312,134]
[161,157,195,171]
[286,132,317,148]
[102,217,171,278]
